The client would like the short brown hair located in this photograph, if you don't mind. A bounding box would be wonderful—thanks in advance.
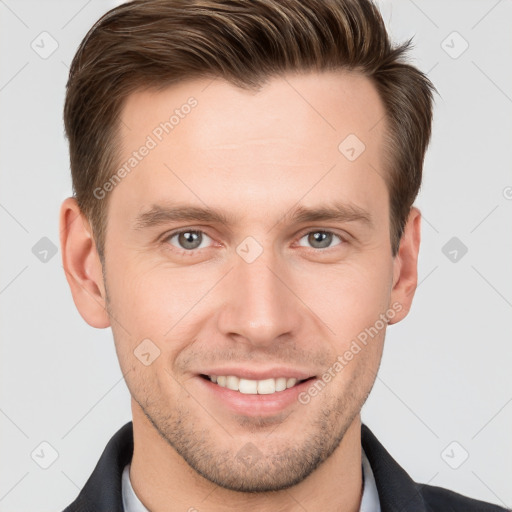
[64,0,435,260]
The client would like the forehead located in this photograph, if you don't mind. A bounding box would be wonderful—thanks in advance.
[121,70,385,154]
[111,70,389,229]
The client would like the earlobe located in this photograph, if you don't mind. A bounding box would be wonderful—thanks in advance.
[388,207,422,325]
[59,197,111,328]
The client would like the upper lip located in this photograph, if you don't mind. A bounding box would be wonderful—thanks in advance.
[198,367,317,381]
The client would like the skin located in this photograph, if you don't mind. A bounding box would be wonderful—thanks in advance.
[60,70,421,512]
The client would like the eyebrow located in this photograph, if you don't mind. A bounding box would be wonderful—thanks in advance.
[133,202,373,231]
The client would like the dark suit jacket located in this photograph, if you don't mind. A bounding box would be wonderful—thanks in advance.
[63,421,509,512]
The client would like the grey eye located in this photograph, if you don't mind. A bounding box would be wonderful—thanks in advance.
[169,230,211,250]
[298,231,342,249]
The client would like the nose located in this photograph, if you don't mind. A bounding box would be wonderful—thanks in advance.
[216,245,302,348]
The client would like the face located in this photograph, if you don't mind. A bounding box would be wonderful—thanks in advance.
[66,71,417,493]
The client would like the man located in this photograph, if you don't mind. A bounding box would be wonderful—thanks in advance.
[59,0,508,510]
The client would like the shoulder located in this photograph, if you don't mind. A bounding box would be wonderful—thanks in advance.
[361,423,509,512]
[420,483,510,512]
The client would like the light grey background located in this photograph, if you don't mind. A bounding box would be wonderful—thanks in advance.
[1,0,511,510]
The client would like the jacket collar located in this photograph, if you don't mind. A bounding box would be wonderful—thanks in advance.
[361,424,427,512]
[64,422,133,512]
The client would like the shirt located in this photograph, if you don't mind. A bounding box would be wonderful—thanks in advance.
[121,448,381,511]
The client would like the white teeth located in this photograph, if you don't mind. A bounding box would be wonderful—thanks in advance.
[275,377,287,392]
[239,378,258,394]
[207,375,305,394]
[287,378,297,388]
[257,378,275,394]
[226,375,239,391]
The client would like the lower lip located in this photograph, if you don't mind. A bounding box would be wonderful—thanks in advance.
[197,376,317,417]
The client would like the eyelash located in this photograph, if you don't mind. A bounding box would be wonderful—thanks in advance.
[161,228,347,255]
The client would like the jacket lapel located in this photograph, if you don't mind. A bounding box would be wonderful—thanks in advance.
[362,424,427,512]
[63,421,134,512]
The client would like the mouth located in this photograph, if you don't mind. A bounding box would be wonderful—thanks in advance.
[199,374,316,395]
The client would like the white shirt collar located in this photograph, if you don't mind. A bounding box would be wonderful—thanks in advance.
[122,463,148,512]
[122,448,381,512]
[360,447,381,512]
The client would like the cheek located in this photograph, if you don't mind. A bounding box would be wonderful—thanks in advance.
[106,258,189,329]
[106,260,212,367]
[299,258,393,337]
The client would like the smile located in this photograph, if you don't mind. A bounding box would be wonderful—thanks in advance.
[200,374,313,395]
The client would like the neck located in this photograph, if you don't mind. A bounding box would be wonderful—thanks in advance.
[129,400,363,512]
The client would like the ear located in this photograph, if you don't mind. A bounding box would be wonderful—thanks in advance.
[388,206,421,325]
[59,197,111,328]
